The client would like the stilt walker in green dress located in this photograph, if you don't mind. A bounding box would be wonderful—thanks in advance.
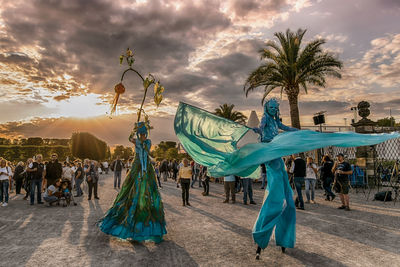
[98,48,167,243]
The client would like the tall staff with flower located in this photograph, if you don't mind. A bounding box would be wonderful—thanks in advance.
[99,48,167,243]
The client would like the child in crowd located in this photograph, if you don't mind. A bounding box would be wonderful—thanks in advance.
[62,181,71,206]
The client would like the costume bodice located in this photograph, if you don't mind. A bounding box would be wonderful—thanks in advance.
[135,138,151,175]
[255,113,297,143]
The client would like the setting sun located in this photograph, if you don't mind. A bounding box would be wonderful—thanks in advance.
[46,93,109,119]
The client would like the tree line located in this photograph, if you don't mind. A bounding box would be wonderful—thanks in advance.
[1,133,189,163]
[1,133,110,162]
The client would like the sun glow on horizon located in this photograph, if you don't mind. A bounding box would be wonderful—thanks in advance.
[45,93,110,119]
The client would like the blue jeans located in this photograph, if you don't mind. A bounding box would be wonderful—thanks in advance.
[305,178,316,201]
[30,179,42,204]
[44,195,58,203]
[191,171,200,187]
[323,177,335,198]
[75,178,83,196]
[294,177,304,208]
[0,180,9,203]
[242,178,254,203]
[236,178,242,192]
[114,171,122,188]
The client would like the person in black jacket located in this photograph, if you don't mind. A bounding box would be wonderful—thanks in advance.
[201,165,210,196]
[45,153,62,188]
[13,162,25,195]
[160,160,169,182]
[27,154,45,205]
[320,155,336,201]
[87,160,99,200]
[111,156,124,189]
[290,154,306,210]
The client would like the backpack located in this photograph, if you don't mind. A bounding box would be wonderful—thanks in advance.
[374,191,392,201]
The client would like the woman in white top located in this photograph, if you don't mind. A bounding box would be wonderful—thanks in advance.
[0,158,13,207]
[305,157,318,204]
[62,162,73,180]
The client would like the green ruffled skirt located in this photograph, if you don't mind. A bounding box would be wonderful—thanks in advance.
[99,157,167,243]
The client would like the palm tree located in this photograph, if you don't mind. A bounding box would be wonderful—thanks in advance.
[244,28,342,129]
[214,103,247,124]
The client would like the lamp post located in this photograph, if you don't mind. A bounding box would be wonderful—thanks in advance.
[351,106,358,124]
[313,111,326,164]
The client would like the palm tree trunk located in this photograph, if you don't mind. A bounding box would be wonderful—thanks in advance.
[287,92,301,129]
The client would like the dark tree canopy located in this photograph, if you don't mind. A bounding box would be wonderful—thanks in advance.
[214,103,247,124]
[113,145,133,160]
[27,137,44,146]
[377,117,396,127]
[71,132,108,160]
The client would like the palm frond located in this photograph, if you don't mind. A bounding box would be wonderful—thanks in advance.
[214,103,247,124]
[244,28,343,121]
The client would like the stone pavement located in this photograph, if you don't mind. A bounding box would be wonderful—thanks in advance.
[1,173,399,267]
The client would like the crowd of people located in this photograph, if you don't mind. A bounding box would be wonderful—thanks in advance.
[153,152,353,211]
[149,152,353,212]
[0,153,111,207]
[0,151,353,212]
[286,153,352,211]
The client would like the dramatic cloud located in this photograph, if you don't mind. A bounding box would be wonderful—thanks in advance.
[0,0,399,145]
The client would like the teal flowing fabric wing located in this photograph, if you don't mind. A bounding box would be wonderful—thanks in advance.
[174,102,400,178]
[209,130,400,177]
[174,102,250,166]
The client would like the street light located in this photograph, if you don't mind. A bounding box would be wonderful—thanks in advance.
[350,106,358,124]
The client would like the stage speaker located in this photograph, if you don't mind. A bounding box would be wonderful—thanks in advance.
[313,114,325,125]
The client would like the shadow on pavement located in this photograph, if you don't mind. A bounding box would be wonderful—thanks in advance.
[0,194,85,266]
[288,248,348,267]
[163,202,183,216]
[296,204,400,254]
[189,206,251,238]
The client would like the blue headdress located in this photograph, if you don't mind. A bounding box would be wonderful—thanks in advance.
[263,97,281,121]
[128,120,151,143]
[264,97,280,113]
[136,121,148,137]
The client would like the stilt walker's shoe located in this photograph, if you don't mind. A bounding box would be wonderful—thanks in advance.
[255,246,262,260]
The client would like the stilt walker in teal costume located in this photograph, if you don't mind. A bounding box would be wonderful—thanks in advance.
[98,48,167,243]
[251,98,298,258]
[174,101,400,258]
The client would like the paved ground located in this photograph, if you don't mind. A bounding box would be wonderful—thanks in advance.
[1,173,399,267]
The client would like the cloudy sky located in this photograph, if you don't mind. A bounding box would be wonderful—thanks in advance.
[0,0,399,146]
